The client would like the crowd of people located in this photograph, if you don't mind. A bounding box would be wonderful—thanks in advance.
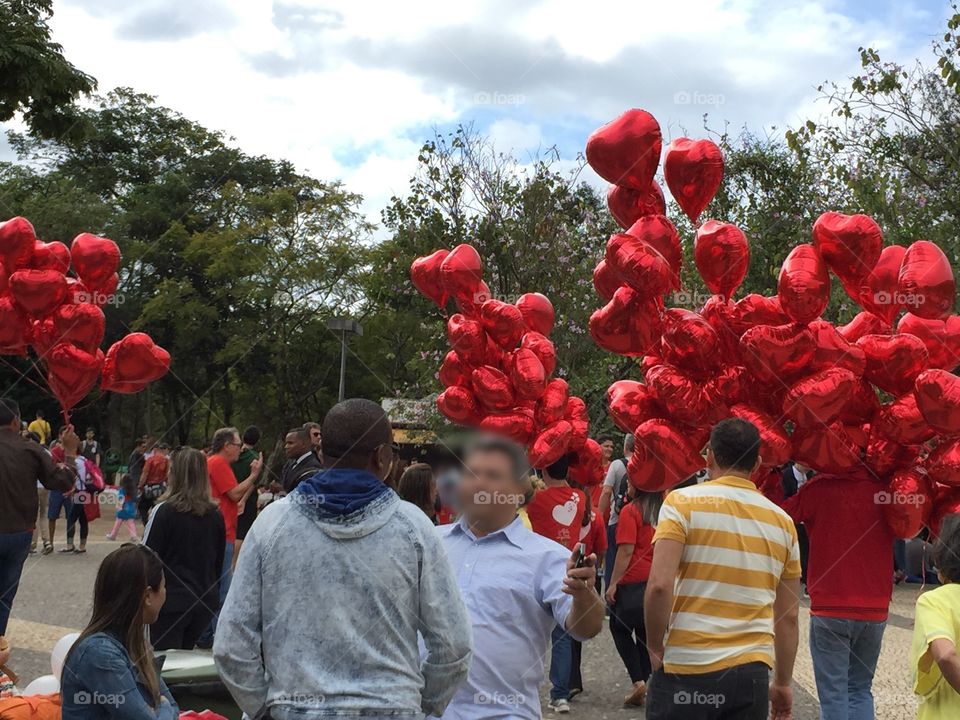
[0,396,959,719]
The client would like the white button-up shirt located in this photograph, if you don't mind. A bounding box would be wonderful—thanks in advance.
[435,516,577,720]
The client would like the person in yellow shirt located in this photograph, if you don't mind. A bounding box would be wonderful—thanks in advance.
[911,515,960,719]
[26,410,51,446]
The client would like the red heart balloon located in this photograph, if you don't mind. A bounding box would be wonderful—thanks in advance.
[9,269,68,317]
[70,233,120,289]
[882,468,933,539]
[535,379,569,427]
[811,212,883,282]
[528,420,573,468]
[515,293,555,336]
[647,363,726,427]
[568,438,604,486]
[740,323,816,384]
[865,434,919,476]
[729,403,792,466]
[873,394,935,445]
[663,138,724,225]
[778,244,830,324]
[592,260,622,302]
[520,331,557,377]
[439,244,483,302]
[439,350,471,388]
[841,245,906,325]
[437,386,481,425]
[857,333,929,396]
[838,311,890,342]
[100,333,170,393]
[783,367,857,427]
[899,240,955,320]
[88,272,119,307]
[480,410,536,445]
[447,314,489,365]
[926,439,960,488]
[808,319,867,376]
[509,348,546,401]
[607,181,665,229]
[840,378,881,424]
[898,313,960,370]
[914,369,960,437]
[628,418,705,492]
[928,488,960,537]
[0,217,36,269]
[30,240,70,274]
[410,249,450,308]
[470,365,514,411]
[699,296,743,362]
[565,396,590,451]
[706,364,749,407]
[480,300,526,349]
[605,233,673,297]
[453,279,491,317]
[660,308,720,378]
[51,303,105,354]
[694,221,749,300]
[625,216,682,290]
[791,422,862,474]
[728,294,789,336]
[607,380,664,433]
[0,260,7,294]
[585,109,662,191]
[46,343,103,410]
[0,296,29,354]
[589,286,663,357]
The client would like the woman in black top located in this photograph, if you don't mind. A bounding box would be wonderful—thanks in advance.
[144,448,225,650]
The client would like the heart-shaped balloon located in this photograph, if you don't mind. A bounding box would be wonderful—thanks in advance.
[528,420,573,468]
[565,396,590,451]
[437,386,481,425]
[706,364,748,406]
[515,293,555,336]
[647,363,726,427]
[592,260,622,302]
[628,418,705,492]
[660,308,720,378]
[842,245,906,325]
[589,286,663,357]
[30,240,71,274]
[873,394,935,445]
[480,300,526,349]
[439,350,471,388]
[0,217,36,269]
[778,244,830,324]
[536,379,570,427]
[70,233,120,289]
[926,438,960,488]
[452,279,489,317]
[694,221,749,300]
[51,303,105,354]
[791,422,863,474]
[729,403,792,466]
[46,343,103,410]
[882,468,933,539]
[480,410,536,445]
[447,314,489,366]
[0,296,29,354]
[568,438,604,486]
[914,369,960,437]
[607,181,666,229]
[509,348,546,401]
[605,233,673,297]
[865,434,919,476]
[838,311,890,342]
[607,380,664,433]
[699,296,743,362]
[857,333,929,396]
[808,319,866,376]
[928,488,960,537]
[439,244,483,302]
[625,216,682,290]
[740,323,816,384]
[99,333,170,393]
[898,313,960,371]
[811,212,882,282]
[521,331,557,377]
[585,109,662,191]
[88,272,119,307]
[899,240,955,320]
[840,378,881,424]
[728,294,790,336]
[9,269,68,317]
[470,365,514,411]
[783,367,857,427]
[410,249,450,308]
[0,260,7,294]
[663,138,724,225]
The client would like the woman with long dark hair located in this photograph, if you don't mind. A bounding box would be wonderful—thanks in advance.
[144,448,225,650]
[397,463,437,522]
[61,544,177,720]
[605,487,663,707]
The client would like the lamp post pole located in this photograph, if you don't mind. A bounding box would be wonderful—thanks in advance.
[327,318,363,403]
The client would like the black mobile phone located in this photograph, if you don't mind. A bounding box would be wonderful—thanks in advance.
[573,542,587,568]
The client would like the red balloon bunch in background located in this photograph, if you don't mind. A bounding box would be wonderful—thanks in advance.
[585,107,960,537]
[410,245,604,485]
[0,216,170,421]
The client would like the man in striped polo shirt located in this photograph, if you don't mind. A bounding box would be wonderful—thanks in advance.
[644,418,801,720]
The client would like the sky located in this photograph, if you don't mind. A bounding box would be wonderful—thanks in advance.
[1,0,950,228]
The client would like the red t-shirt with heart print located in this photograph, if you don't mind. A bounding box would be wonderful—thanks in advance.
[526,485,587,550]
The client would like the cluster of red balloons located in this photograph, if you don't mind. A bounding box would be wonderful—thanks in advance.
[410,245,604,484]
[0,216,170,418]
[586,107,960,538]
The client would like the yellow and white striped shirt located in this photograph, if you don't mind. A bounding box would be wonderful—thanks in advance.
[653,474,801,674]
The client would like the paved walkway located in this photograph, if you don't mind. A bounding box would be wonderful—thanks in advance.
[5,517,925,719]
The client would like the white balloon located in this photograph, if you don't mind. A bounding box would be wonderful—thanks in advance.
[50,632,80,681]
[23,674,60,695]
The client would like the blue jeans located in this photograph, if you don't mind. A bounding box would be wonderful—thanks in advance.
[604,522,618,590]
[0,531,33,635]
[200,541,235,645]
[549,624,572,701]
[809,615,886,720]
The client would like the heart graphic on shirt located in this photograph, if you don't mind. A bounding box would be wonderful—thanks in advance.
[552,499,578,526]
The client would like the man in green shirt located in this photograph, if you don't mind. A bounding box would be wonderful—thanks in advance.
[232,426,262,566]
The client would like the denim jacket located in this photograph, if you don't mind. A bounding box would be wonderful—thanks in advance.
[60,632,178,720]
[213,478,472,719]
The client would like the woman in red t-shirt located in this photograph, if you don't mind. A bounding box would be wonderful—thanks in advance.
[605,487,662,707]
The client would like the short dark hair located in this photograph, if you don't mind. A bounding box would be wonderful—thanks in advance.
[321,399,392,466]
[597,434,615,445]
[0,399,20,426]
[86,427,95,434]
[287,427,310,442]
[935,514,960,584]
[709,418,761,472]
[242,425,261,446]
[462,434,529,482]
[545,453,570,481]
[35,409,44,418]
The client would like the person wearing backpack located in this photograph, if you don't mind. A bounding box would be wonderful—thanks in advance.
[598,434,634,591]
[50,443,104,554]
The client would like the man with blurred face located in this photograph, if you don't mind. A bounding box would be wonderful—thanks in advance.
[436,435,605,718]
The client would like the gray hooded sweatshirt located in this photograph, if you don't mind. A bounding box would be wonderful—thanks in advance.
[213,485,472,719]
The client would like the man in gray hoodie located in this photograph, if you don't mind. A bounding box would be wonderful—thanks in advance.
[214,399,472,719]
